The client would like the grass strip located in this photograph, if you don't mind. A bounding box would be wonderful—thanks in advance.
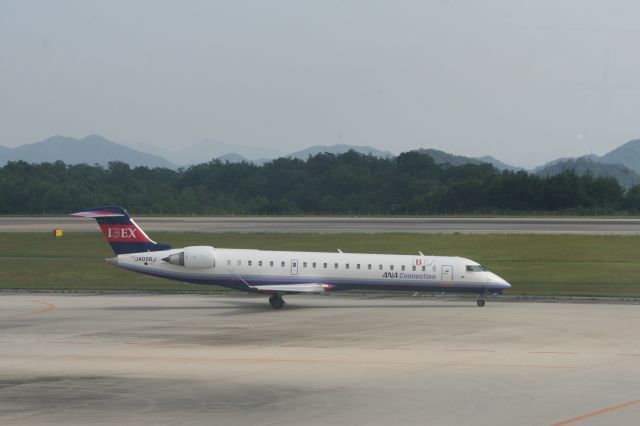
[1,232,638,297]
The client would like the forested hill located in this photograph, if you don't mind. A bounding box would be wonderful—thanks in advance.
[1,150,637,215]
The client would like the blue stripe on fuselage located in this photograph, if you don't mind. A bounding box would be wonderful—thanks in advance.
[118,263,506,294]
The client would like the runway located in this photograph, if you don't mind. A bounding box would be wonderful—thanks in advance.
[2,216,640,234]
[1,293,639,425]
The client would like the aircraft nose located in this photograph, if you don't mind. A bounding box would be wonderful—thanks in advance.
[487,273,511,289]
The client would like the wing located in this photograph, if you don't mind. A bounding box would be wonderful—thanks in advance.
[250,283,332,294]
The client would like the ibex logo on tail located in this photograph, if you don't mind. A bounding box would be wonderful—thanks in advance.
[100,224,148,242]
[107,227,137,239]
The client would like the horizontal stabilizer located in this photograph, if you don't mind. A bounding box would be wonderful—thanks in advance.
[70,210,125,218]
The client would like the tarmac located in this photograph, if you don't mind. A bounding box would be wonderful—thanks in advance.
[2,216,640,234]
[1,293,639,425]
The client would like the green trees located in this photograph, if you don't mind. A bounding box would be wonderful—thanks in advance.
[0,151,632,214]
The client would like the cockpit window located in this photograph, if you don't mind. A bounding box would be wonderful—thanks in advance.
[466,265,487,272]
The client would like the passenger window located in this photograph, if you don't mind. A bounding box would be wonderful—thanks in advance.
[237,260,241,266]
[259,260,263,267]
[401,265,405,271]
[281,261,285,267]
[269,261,274,267]
[323,263,327,268]
[312,262,317,268]
[379,264,383,270]
[345,263,349,269]
[422,266,426,271]
[368,264,372,270]
[334,263,338,269]
[412,265,416,271]
[356,264,360,269]
[303,262,307,268]
[226,259,231,266]
[248,260,252,266]
[390,265,394,271]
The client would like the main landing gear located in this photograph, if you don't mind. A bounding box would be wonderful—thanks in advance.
[477,299,486,307]
[269,295,285,310]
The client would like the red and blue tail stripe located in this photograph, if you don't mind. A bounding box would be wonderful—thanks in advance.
[71,206,171,255]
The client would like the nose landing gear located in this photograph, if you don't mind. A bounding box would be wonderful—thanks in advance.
[269,295,285,309]
[477,290,487,307]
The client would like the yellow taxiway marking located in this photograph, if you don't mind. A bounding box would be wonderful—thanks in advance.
[550,399,640,426]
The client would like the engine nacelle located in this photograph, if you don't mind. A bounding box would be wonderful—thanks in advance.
[165,246,215,269]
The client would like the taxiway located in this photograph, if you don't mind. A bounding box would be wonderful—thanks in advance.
[1,293,639,425]
[1,216,640,234]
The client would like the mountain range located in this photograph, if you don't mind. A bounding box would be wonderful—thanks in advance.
[131,139,281,166]
[4,134,640,189]
[532,139,640,189]
[0,137,397,167]
[0,135,176,169]
[534,157,640,189]
[412,149,522,171]
[287,144,394,160]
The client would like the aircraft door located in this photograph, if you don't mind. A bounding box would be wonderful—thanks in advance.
[441,265,453,282]
[291,259,298,275]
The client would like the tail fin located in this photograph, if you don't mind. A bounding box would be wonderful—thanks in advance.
[70,206,172,255]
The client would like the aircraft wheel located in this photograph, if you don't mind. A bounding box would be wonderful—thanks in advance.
[477,299,486,307]
[269,295,285,310]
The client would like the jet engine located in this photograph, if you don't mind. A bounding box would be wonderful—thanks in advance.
[163,246,215,269]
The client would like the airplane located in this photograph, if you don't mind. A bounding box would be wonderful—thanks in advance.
[71,206,511,309]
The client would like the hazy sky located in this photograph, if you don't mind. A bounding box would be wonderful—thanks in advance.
[2,0,640,167]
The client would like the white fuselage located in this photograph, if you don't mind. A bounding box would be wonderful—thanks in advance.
[110,247,511,295]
